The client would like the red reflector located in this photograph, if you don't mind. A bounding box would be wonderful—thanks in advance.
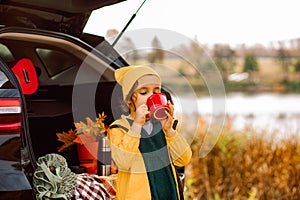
[0,122,21,133]
[0,98,21,108]
[0,99,21,134]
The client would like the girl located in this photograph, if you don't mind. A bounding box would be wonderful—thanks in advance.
[108,65,192,200]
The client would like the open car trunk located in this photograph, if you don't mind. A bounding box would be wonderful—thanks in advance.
[0,26,127,174]
[5,30,126,165]
[0,0,129,198]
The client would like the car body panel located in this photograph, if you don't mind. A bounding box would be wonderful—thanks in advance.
[0,135,31,190]
[0,58,34,199]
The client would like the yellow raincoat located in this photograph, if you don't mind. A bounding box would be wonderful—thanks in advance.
[108,115,192,200]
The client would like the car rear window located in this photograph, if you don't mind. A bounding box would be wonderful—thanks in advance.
[36,48,76,77]
[0,43,15,63]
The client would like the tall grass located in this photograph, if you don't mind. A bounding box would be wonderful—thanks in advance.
[184,116,300,200]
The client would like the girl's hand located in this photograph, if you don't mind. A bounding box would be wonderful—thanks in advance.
[161,101,176,137]
[134,104,149,126]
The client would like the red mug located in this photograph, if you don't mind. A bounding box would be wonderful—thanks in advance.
[146,93,170,120]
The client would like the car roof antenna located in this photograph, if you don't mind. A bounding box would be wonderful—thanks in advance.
[112,0,148,47]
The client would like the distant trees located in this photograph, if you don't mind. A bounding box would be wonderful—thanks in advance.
[275,42,292,83]
[105,29,139,62]
[147,36,164,63]
[105,29,119,40]
[243,53,259,81]
[122,37,139,62]
[294,59,300,83]
[294,59,300,72]
[243,53,259,72]
[212,44,236,82]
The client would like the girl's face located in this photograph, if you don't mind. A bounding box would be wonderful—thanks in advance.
[129,75,161,110]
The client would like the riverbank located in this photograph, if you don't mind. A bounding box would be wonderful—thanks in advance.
[184,115,300,199]
[177,92,300,199]
[175,93,300,136]
[165,80,300,96]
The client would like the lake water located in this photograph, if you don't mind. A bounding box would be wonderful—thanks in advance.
[174,93,300,139]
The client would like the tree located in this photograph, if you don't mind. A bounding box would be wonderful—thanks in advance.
[295,59,300,72]
[212,44,236,83]
[294,59,300,88]
[175,36,207,76]
[147,36,164,63]
[122,37,139,62]
[243,53,259,82]
[105,29,119,40]
[275,42,291,83]
[105,29,139,62]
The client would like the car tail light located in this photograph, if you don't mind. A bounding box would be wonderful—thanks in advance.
[0,98,21,134]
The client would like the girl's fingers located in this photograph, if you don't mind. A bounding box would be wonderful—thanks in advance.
[167,101,174,115]
[165,109,172,119]
[135,104,150,124]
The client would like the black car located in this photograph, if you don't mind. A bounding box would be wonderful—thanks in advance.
[0,0,128,199]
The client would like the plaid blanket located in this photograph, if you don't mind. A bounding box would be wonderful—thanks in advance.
[74,174,116,200]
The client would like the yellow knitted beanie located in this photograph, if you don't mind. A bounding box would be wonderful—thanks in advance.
[114,66,161,101]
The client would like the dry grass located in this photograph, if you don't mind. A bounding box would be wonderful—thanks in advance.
[184,116,300,200]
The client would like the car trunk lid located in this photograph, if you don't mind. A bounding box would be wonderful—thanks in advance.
[0,0,126,37]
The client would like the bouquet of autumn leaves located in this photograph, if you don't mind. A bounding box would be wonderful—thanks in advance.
[56,112,109,153]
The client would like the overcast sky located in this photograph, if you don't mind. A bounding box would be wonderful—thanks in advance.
[84,0,300,47]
